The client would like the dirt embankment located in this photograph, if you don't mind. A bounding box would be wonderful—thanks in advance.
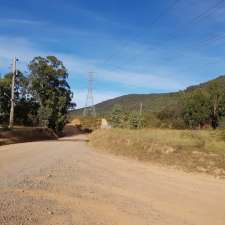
[0,127,57,146]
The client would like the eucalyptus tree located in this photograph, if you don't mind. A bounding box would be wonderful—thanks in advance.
[28,56,73,133]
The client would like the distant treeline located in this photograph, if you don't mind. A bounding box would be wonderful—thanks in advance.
[0,56,75,133]
[157,80,225,129]
[109,79,225,129]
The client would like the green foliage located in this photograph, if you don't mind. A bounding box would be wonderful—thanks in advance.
[0,75,11,123]
[0,71,32,125]
[183,90,211,128]
[76,93,181,117]
[110,105,144,129]
[28,56,73,133]
[183,80,225,129]
[14,99,39,126]
[157,101,186,129]
[0,56,73,133]
[143,112,162,128]
[128,112,144,129]
[71,76,225,130]
[111,105,125,128]
[207,81,225,128]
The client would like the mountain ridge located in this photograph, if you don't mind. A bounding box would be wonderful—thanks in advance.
[72,75,225,116]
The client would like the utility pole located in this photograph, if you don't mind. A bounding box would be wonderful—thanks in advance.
[138,102,143,129]
[9,56,18,129]
[139,102,143,116]
[83,72,96,117]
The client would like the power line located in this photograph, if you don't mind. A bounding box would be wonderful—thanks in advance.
[105,0,225,73]
[102,0,183,67]
[189,0,225,24]
[199,33,225,46]
[166,0,225,41]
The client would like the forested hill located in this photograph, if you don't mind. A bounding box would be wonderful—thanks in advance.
[73,75,225,116]
[94,92,180,115]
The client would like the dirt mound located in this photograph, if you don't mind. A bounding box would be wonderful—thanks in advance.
[69,118,81,127]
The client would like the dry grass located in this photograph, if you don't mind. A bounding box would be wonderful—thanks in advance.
[71,116,101,130]
[89,129,225,178]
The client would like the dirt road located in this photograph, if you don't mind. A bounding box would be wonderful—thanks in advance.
[0,135,225,225]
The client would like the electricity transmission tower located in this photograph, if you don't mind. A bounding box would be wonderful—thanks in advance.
[83,72,96,117]
[9,56,18,129]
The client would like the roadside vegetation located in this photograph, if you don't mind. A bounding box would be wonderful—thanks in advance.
[72,75,225,130]
[0,56,75,134]
[106,78,225,130]
[89,80,225,178]
[90,129,225,178]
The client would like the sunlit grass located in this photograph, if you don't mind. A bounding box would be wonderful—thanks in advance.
[90,129,225,177]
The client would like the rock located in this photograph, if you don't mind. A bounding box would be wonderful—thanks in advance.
[196,167,208,173]
[100,118,111,129]
[164,146,175,154]
[48,211,54,215]
[209,153,218,157]
[214,168,224,176]
[192,151,202,155]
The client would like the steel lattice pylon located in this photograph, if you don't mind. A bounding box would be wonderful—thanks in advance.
[83,72,96,117]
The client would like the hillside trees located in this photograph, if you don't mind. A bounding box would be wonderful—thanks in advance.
[128,111,144,129]
[208,81,225,128]
[111,105,144,129]
[183,90,211,128]
[111,105,125,128]
[157,101,185,129]
[183,81,225,129]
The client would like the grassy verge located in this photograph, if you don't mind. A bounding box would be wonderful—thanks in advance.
[89,129,225,178]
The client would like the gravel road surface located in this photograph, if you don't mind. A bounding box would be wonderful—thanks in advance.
[0,135,225,225]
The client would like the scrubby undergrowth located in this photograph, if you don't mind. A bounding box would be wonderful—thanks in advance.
[89,129,225,178]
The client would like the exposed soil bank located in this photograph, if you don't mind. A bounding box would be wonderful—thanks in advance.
[0,127,57,146]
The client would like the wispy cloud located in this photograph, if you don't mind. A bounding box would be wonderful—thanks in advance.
[59,53,187,91]
[0,18,43,25]
[0,35,198,92]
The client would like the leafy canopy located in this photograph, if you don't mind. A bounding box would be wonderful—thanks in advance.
[28,56,73,133]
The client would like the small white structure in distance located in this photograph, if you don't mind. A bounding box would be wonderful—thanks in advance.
[100,118,111,129]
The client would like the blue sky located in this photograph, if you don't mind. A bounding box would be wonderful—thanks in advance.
[1,0,225,107]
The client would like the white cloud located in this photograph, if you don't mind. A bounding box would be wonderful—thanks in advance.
[95,68,184,90]
[0,35,191,93]
[59,50,188,91]
[0,18,42,25]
